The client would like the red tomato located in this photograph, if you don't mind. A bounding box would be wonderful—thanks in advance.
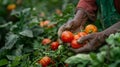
[78,32,87,37]
[42,38,51,45]
[74,35,80,40]
[43,20,50,26]
[65,63,69,67]
[38,56,51,67]
[51,42,59,50]
[61,31,74,43]
[71,40,84,49]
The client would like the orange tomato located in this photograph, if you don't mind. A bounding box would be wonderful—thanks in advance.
[55,9,62,15]
[42,38,51,45]
[39,20,50,27]
[61,31,74,43]
[7,4,16,11]
[71,39,84,49]
[51,42,59,50]
[43,20,50,26]
[38,56,51,67]
[78,32,87,37]
[74,34,80,40]
[40,21,44,27]
[85,24,98,34]
[71,32,87,49]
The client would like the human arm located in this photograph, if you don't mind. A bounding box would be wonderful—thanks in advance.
[58,0,97,36]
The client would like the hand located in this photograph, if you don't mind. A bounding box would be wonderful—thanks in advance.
[69,21,120,53]
[69,32,107,53]
[58,20,84,36]
[58,9,88,37]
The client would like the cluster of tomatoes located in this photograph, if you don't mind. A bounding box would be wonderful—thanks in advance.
[61,24,98,49]
[37,38,60,67]
[61,31,87,49]
[38,24,97,67]
[42,38,59,51]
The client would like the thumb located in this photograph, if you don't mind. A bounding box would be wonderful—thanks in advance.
[58,24,66,37]
[77,34,93,44]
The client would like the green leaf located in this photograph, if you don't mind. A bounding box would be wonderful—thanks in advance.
[14,45,23,56]
[90,53,100,66]
[90,53,97,61]
[33,41,40,49]
[7,55,21,61]
[11,60,20,67]
[0,59,8,66]
[22,8,31,14]
[0,22,12,28]
[4,33,19,49]
[97,51,106,62]
[109,60,120,67]
[65,54,90,64]
[19,29,33,37]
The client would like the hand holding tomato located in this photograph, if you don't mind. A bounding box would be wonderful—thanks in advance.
[70,32,106,53]
[61,31,87,49]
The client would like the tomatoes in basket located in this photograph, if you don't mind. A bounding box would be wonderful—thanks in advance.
[85,24,98,34]
[51,42,59,50]
[61,31,74,43]
[38,56,51,67]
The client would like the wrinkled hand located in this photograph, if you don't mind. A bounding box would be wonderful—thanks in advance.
[58,20,84,36]
[69,21,120,53]
[58,9,88,37]
[70,32,107,53]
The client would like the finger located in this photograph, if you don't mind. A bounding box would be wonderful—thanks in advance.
[79,38,98,52]
[58,24,66,37]
[69,43,91,53]
[89,38,101,49]
[69,47,80,53]
[65,20,73,29]
[88,39,96,50]
[77,34,94,44]
[89,38,96,45]
[77,44,92,52]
